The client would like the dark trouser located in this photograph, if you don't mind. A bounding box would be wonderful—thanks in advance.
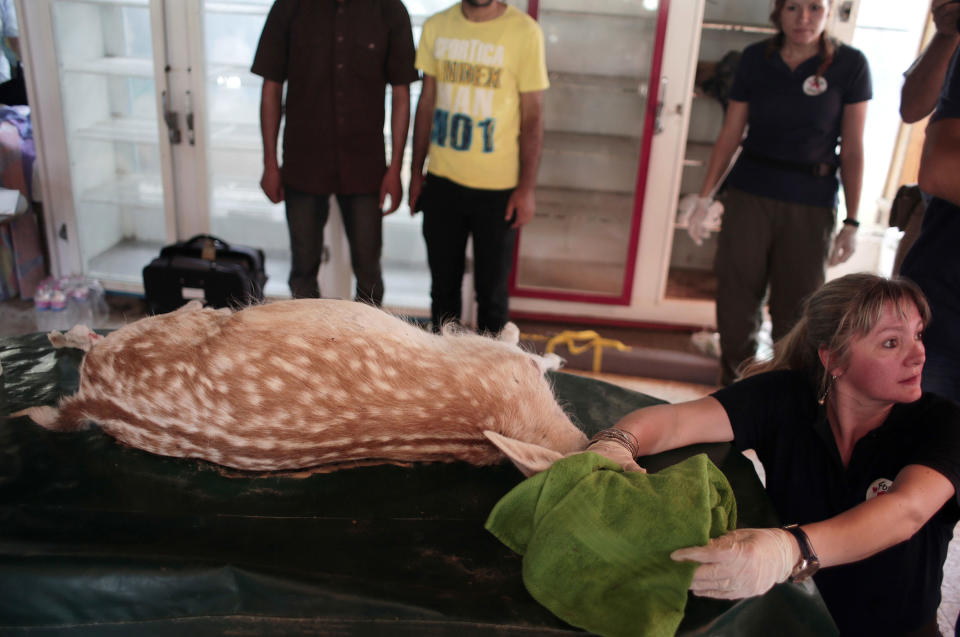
[922,348,960,405]
[0,64,27,106]
[715,188,835,385]
[284,187,383,305]
[904,617,943,637]
[916,293,960,404]
[420,174,516,335]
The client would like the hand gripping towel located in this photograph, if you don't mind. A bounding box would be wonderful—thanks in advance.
[485,452,737,637]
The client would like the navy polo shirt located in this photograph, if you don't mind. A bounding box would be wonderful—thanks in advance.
[901,47,960,360]
[724,40,872,208]
[713,370,960,635]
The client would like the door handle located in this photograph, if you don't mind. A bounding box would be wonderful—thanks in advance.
[185,89,195,146]
[654,76,668,135]
[837,1,853,22]
[162,90,182,145]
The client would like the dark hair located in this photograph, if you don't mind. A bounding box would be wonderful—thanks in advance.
[740,274,931,397]
[766,0,837,79]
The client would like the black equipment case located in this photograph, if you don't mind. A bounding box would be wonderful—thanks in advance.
[143,234,267,314]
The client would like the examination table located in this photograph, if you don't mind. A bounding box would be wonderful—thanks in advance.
[0,332,837,635]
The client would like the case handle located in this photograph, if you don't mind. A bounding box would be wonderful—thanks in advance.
[162,89,181,145]
[184,234,231,261]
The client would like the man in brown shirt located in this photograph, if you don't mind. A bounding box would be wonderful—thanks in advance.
[251,0,419,302]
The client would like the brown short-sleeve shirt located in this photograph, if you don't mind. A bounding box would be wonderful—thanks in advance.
[251,0,419,195]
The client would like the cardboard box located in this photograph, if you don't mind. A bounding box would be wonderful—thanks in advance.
[0,210,45,300]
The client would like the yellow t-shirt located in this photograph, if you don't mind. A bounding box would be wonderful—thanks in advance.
[416,3,549,190]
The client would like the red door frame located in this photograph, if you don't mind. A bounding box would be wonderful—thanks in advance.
[510,0,671,306]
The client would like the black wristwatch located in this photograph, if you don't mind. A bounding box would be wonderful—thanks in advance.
[783,524,820,582]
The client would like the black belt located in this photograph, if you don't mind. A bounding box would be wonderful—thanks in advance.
[741,149,836,178]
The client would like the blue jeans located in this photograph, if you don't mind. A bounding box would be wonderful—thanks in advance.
[284,187,383,304]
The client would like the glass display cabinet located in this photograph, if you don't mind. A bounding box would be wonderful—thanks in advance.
[508,0,709,326]
[511,0,665,304]
[509,0,859,328]
[663,1,775,304]
[19,0,352,298]
[42,0,171,290]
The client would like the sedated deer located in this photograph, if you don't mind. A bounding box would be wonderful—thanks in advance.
[14,299,588,473]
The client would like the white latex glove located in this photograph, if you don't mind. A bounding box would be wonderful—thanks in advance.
[670,528,799,599]
[679,194,724,246]
[828,224,857,266]
[585,439,646,473]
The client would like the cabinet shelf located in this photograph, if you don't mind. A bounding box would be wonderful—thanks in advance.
[682,141,714,165]
[207,63,260,85]
[210,178,284,220]
[702,21,777,35]
[79,173,281,218]
[549,71,643,94]
[543,130,639,158]
[56,0,149,7]
[666,267,717,301]
[540,7,655,20]
[62,56,153,77]
[71,117,262,151]
[204,2,270,16]
[535,187,634,224]
[208,122,261,151]
[73,117,159,144]
[515,257,625,296]
[80,173,164,209]
[539,131,640,194]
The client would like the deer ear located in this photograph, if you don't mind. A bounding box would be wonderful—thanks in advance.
[483,431,563,477]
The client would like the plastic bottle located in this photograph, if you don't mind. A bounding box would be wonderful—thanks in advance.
[70,282,94,328]
[88,279,109,328]
[32,275,108,333]
[33,277,53,333]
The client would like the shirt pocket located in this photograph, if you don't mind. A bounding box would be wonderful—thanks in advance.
[352,24,388,81]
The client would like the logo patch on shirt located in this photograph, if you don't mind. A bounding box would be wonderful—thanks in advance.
[803,75,828,96]
[866,478,893,500]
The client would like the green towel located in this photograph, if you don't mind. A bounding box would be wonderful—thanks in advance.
[485,452,737,637]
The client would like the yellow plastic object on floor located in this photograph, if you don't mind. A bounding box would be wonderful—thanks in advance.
[544,329,632,373]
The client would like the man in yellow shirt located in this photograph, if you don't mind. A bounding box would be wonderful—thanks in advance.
[409,0,548,334]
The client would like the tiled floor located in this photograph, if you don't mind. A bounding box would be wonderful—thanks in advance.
[562,369,716,403]
[0,295,149,337]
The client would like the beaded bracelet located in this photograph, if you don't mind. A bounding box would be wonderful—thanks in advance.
[587,427,641,458]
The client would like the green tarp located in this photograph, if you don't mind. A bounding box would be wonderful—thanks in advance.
[0,332,837,635]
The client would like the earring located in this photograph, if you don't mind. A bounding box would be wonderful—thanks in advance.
[818,375,838,406]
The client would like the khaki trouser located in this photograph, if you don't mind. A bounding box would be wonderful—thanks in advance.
[715,188,835,385]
